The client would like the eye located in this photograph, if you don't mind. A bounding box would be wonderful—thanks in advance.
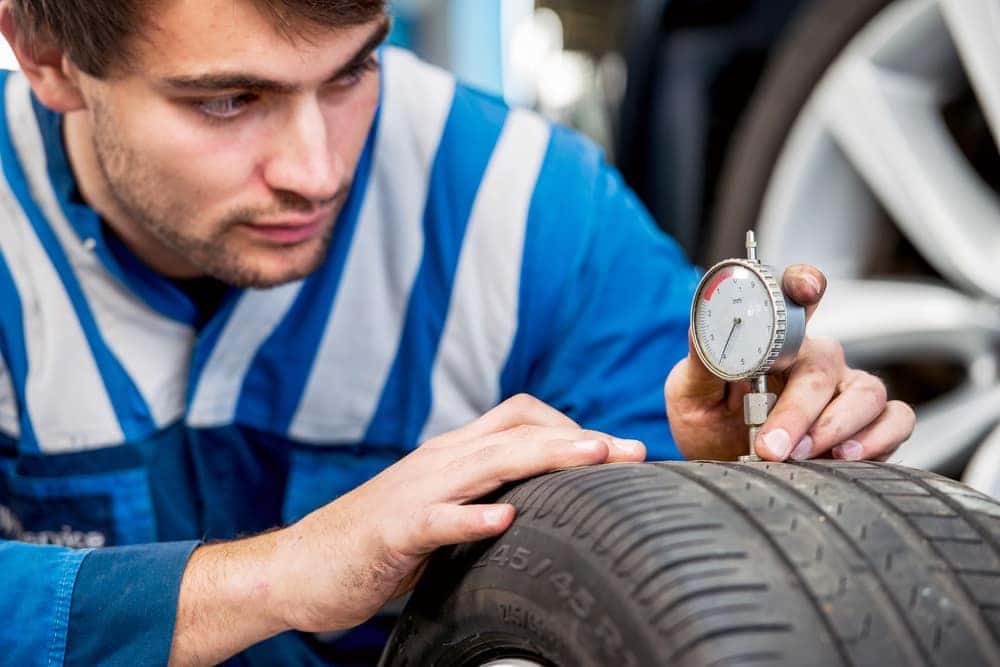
[339,56,379,87]
[196,94,256,121]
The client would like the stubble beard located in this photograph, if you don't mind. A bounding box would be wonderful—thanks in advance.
[90,106,338,289]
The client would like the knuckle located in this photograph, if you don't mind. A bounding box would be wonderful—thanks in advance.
[506,393,540,413]
[418,505,450,539]
[439,456,468,482]
[866,380,888,408]
[890,400,917,426]
[578,429,611,443]
[811,336,845,366]
[809,414,837,443]
[802,363,836,392]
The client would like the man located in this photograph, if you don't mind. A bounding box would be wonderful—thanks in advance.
[0,0,914,664]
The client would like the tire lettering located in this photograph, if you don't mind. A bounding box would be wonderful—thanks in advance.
[595,615,623,653]
[509,546,531,570]
[487,541,638,666]
[489,544,511,567]
[569,587,595,619]
[549,571,574,598]
[528,557,552,578]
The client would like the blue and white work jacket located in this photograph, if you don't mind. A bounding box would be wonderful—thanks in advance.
[0,48,698,665]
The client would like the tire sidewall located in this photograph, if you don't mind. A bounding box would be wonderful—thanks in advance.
[383,524,662,666]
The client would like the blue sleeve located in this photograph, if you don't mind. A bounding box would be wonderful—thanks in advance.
[0,542,89,666]
[65,541,200,666]
[501,126,700,460]
[0,539,199,666]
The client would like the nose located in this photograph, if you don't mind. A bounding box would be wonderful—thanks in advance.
[263,99,344,204]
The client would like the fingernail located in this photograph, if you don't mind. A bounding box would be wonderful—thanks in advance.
[611,438,645,455]
[573,439,605,453]
[483,507,509,527]
[802,272,821,296]
[790,434,813,461]
[833,440,864,461]
[760,429,791,460]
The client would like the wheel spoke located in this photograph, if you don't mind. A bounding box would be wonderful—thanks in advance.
[808,279,1000,366]
[890,383,1000,473]
[808,280,1000,473]
[753,1,1000,474]
[962,422,1000,498]
[812,5,1000,298]
[940,0,1000,151]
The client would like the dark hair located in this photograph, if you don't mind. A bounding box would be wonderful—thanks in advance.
[11,0,387,78]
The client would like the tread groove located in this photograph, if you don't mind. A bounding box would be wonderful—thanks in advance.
[650,583,769,626]
[725,461,933,663]
[553,474,664,528]
[663,463,850,666]
[708,651,783,666]
[614,522,728,569]
[661,602,760,637]
[593,509,712,554]
[631,551,747,597]
[564,488,672,537]
[805,461,1000,650]
[890,466,1000,563]
[670,624,794,662]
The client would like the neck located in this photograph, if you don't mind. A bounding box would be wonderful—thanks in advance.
[62,110,203,279]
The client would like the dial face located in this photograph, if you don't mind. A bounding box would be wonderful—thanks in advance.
[693,264,776,379]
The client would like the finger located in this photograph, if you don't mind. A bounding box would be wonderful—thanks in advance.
[447,438,611,501]
[781,264,826,322]
[452,424,643,463]
[755,338,844,461]
[831,400,916,462]
[665,333,727,407]
[605,437,647,463]
[405,503,516,555]
[422,394,579,448]
[790,370,888,460]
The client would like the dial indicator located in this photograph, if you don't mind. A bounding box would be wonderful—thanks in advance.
[689,230,807,460]
[690,256,804,383]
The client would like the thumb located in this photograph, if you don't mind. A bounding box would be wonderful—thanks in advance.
[666,330,728,404]
[782,264,827,323]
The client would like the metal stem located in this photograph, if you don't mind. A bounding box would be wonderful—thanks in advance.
[746,230,758,263]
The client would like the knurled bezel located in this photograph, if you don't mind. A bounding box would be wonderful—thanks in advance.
[690,258,788,382]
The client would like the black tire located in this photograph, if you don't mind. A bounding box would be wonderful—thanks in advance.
[707,0,895,262]
[381,461,1000,666]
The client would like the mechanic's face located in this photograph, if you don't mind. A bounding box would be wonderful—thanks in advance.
[75,1,385,288]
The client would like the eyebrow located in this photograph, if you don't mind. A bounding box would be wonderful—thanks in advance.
[161,17,391,95]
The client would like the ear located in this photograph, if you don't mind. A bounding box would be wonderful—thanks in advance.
[0,2,85,112]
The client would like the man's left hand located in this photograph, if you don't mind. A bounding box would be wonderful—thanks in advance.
[664,264,916,462]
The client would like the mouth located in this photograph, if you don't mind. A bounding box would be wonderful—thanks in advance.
[241,208,333,245]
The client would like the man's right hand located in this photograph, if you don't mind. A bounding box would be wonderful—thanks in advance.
[168,395,646,666]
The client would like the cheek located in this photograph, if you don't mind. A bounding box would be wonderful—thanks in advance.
[127,108,260,206]
[325,79,380,171]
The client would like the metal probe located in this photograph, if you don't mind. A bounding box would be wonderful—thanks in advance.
[739,231,777,462]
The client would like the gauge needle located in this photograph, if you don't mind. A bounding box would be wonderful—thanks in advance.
[721,317,741,359]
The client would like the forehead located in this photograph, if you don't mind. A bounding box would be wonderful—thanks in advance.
[137,0,377,79]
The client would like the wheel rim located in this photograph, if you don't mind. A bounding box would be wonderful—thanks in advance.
[756,0,1000,473]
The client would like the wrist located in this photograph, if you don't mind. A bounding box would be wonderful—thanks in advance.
[169,532,291,665]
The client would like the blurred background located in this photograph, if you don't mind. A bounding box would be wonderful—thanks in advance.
[386,0,1000,493]
[6,1,1000,490]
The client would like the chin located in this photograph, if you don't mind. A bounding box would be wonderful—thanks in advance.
[233,243,328,288]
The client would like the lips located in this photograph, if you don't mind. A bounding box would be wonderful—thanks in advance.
[242,209,330,245]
